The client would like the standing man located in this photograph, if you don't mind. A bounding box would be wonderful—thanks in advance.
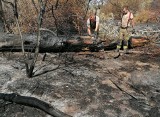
[87,10,100,39]
[116,6,135,53]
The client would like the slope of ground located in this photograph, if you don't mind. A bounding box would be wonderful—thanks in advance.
[0,41,160,117]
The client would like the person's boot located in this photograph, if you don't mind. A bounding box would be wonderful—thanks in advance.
[113,48,120,58]
[124,48,129,54]
[115,48,120,52]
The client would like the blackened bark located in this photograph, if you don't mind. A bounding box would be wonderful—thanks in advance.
[0,36,149,52]
[0,0,7,32]
[0,93,71,117]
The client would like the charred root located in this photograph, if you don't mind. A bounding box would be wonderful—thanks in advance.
[0,93,71,117]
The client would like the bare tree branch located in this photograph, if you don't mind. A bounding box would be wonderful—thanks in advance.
[55,0,59,9]
[84,0,91,19]
[25,0,48,77]
[52,5,59,36]
[2,0,14,8]
[31,0,38,13]
[2,0,25,55]
[0,0,8,32]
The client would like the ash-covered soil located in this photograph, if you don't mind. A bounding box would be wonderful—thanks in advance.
[0,44,160,117]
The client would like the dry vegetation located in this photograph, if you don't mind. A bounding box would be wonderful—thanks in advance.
[100,0,160,23]
[1,0,160,34]
[2,0,87,34]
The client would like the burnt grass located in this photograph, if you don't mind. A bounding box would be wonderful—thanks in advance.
[0,43,160,117]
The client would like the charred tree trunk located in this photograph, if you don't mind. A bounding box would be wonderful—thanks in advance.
[25,0,48,78]
[0,0,7,32]
[0,93,71,117]
[0,35,149,52]
[13,0,25,55]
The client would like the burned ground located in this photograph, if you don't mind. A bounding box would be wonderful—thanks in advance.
[0,42,160,117]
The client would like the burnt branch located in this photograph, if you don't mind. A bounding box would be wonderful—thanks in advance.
[25,0,48,78]
[84,0,91,19]
[0,93,71,117]
[55,0,59,9]
[2,0,18,18]
[51,5,58,36]
[2,0,14,8]
[2,0,25,56]
[31,0,38,13]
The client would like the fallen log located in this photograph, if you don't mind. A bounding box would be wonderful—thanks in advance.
[130,36,150,47]
[0,93,71,117]
[0,33,149,52]
[65,35,150,51]
[0,33,65,52]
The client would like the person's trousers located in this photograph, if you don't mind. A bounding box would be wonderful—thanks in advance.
[117,28,130,50]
